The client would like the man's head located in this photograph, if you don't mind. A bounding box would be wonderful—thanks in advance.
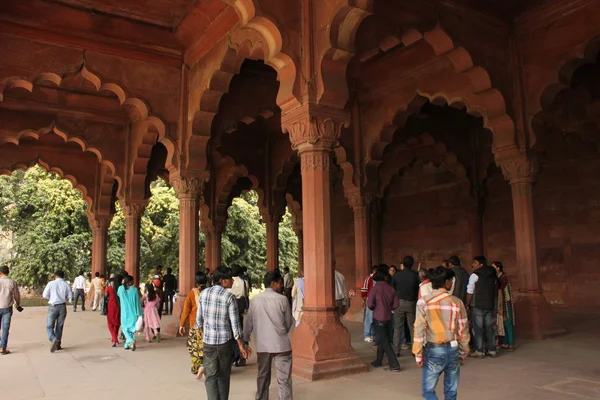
[401,256,414,270]
[389,265,397,276]
[472,256,487,270]
[442,260,449,269]
[79,270,84,276]
[0,265,9,276]
[167,267,173,274]
[55,270,65,279]
[195,271,207,288]
[373,265,390,283]
[418,268,429,282]
[370,265,378,276]
[95,272,100,277]
[448,256,460,268]
[264,270,284,293]
[214,266,234,288]
[231,264,243,278]
[429,266,455,291]
[156,265,163,273]
[283,267,290,274]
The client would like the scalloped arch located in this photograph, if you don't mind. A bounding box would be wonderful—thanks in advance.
[532,35,600,148]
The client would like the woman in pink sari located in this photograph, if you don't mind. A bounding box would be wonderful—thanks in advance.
[142,283,162,343]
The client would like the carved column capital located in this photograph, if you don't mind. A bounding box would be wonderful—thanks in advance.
[88,215,112,233]
[282,104,350,151]
[170,172,204,199]
[121,201,147,219]
[346,188,375,209]
[498,154,539,184]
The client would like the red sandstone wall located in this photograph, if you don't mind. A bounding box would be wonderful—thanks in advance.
[534,132,600,308]
[379,161,473,270]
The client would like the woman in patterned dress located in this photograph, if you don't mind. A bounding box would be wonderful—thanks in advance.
[142,283,162,343]
[179,271,207,378]
[493,261,515,351]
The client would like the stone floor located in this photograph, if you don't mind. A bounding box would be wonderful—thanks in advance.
[2,307,599,399]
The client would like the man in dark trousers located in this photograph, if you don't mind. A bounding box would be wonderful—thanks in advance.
[448,256,470,305]
[466,256,498,358]
[244,270,293,399]
[162,267,177,315]
[392,255,420,356]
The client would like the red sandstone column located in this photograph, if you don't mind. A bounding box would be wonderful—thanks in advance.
[500,155,564,339]
[345,190,373,322]
[212,228,223,269]
[265,214,281,271]
[171,175,202,296]
[283,105,367,381]
[122,201,146,286]
[204,230,214,271]
[90,215,111,276]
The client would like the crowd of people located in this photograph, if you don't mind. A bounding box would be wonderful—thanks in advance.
[0,254,515,400]
[361,255,515,399]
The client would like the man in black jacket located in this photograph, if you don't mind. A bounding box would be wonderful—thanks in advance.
[391,256,420,355]
[466,256,498,358]
[448,256,469,304]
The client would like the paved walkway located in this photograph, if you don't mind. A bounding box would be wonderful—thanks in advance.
[2,307,600,399]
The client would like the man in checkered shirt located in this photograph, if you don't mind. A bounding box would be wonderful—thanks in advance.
[195,266,252,399]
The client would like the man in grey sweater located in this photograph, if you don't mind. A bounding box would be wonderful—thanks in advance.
[244,270,294,400]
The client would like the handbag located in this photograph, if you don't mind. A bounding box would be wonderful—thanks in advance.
[100,294,108,316]
[135,316,144,332]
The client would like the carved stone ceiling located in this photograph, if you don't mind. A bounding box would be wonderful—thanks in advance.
[47,0,198,28]
[452,0,558,18]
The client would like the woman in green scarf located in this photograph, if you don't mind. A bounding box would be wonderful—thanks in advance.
[117,275,143,351]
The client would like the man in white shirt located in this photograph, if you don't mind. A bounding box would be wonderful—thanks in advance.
[91,272,103,311]
[0,265,21,355]
[334,263,349,317]
[72,271,86,312]
[43,270,73,353]
[243,270,293,400]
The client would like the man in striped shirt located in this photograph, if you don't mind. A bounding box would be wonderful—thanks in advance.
[413,266,470,400]
[195,266,252,400]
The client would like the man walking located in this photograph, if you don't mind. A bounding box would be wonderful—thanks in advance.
[392,256,420,355]
[244,270,293,400]
[91,272,103,311]
[162,267,177,315]
[282,267,293,306]
[413,266,470,400]
[195,266,251,400]
[466,256,498,358]
[0,265,21,355]
[72,270,86,312]
[43,270,73,353]
[361,265,377,342]
[448,256,469,305]
[334,266,349,317]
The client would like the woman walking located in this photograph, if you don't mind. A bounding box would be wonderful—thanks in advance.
[117,275,142,351]
[179,272,207,378]
[105,275,121,346]
[143,283,162,343]
[493,261,515,351]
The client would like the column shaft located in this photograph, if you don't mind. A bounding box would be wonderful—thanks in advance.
[122,203,145,286]
[266,217,280,271]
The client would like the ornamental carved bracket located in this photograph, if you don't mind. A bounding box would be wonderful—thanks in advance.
[281,104,350,151]
[171,176,203,198]
[88,215,112,232]
[345,187,375,209]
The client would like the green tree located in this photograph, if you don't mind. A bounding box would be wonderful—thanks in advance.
[0,166,91,288]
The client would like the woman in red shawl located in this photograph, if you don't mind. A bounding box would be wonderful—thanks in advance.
[106,274,121,346]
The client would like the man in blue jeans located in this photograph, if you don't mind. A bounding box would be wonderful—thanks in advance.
[0,265,21,355]
[413,266,470,400]
[361,265,377,342]
[42,270,73,353]
[466,256,498,358]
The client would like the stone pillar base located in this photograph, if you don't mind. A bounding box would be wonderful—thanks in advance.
[162,294,186,337]
[343,294,364,323]
[291,308,367,381]
[514,291,566,339]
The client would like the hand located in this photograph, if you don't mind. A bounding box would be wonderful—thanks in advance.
[178,326,186,336]
[416,360,424,368]
[244,345,253,358]
[460,357,466,366]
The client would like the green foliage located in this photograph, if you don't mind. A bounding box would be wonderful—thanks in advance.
[0,166,91,289]
[0,166,299,290]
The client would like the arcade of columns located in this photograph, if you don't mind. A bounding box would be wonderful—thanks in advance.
[2,0,600,381]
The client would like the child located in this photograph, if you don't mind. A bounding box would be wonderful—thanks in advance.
[143,283,162,343]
